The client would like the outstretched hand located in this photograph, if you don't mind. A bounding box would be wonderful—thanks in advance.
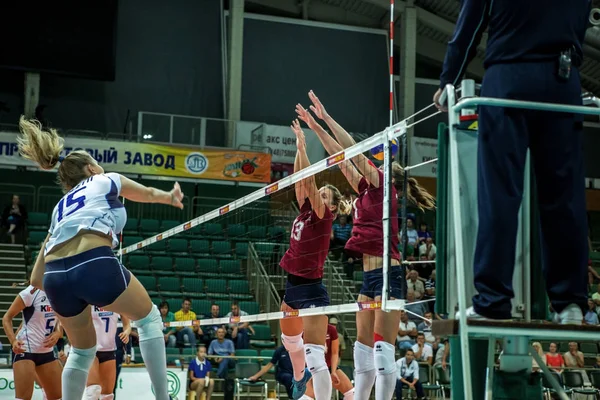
[295,104,316,128]
[170,182,184,209]
[308,90,329,120]
[290,119,306,150]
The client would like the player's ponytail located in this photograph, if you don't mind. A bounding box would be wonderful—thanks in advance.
[392,162,436,211]
[324,184,352,216]
[17,116,64,170]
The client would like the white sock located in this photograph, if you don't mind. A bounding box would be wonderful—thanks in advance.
[374,341,397,400]
[84,384,102,400]
[344,389,355,400]
[100,395,114,399]
[354,342,376,400]
[62,346,97,400]
[139,337,169,400]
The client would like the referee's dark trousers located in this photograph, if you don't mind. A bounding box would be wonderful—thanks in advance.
[472,60,589,319]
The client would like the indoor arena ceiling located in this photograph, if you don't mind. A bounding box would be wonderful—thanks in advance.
[245,0,600,94]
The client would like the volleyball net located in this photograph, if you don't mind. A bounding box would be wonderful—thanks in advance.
[117,113,438,329]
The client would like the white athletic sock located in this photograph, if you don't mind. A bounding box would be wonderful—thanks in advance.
[62,346,97,400]
[354,342,376,400]
[374,341,397,400]
[139,337,169,400]
[305,344,331,400]
[344,389,355,400]
[84,384,101,400]
[100,394,114,399]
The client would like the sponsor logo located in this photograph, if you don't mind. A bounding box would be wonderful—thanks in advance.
[185,152,209,175]
[151,370,181,398]
[326,152,345,166]
[40,305,53,312]
[223,156,259,178]
[265,183,278,195]
[283,310,299,318]
[183,222,192,231]
[219,205,230,215]
[357,301,382,311]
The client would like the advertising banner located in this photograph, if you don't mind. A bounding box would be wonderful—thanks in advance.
[410,137,438,178]
[0,132,271,183]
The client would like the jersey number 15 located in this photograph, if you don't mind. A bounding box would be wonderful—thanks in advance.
[57,186,87,222]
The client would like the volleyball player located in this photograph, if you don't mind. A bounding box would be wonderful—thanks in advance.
[280,120,350,400]
[297,91,435,400]
[84,307,131,400]
[17,117,184,400]
[2,285,63,400]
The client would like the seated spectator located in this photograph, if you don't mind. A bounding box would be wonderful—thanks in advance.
[594,355,600,369]
[405,290,427,323]
[424,271,436,312]
[411,333,433,365]
[1,195,27,244]
[417,312,436,345]
[592,284,600,313]
[564,342,584,369]
[159,301,177,347]
[248,345,293,398]
[397,311,417,350]
[174,298,200,348]
[406,271,425,300]
[545,343,564,373]
[419,237,436,263]
[189,346,214,400]
[400,216,419,247]
[434,338,449,370]
[417,222,431,246]
[531,342,545,373]
[226,301,254,349]
[208,328,235,379]
[330,215,352,260]
[395,349,426,400]
[585,299,599,325]
[202,303,224,347]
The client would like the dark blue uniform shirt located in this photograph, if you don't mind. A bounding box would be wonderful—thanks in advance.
[271,346,293,376]
[440,0,592,89]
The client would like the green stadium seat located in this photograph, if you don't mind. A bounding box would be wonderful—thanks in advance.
[247,225,267,240]
[181,224,202,239]
[138,276,158,296]
[235,242,249,259]
[190,240,210,257]
[167,298,183,313]
[27,231,47,247]
[227,224,247,240]
[229,280,253,300]
[255,243,276,259]
[174,257,196,276]
[220,260,242,278]
[580,342,598,354]
[353,271,364,282]
[251,325,275,349]
[192,299,212,317]
[159,277,182,297]
[152,256,173,275]
[202,223,223,238]
[212,241,233,258]
[182,278,205,298]
[259,349,276,371]
[268,226,286,242]
[151,297,162,306]
[236,349,258,363]
[169,239,189,256]
[147,240,167,255]
[128,255,152,275]
[161,220,181,231]
[206,279,228,299]
[123,236,143,248]
[166,348,182,364]
[139,219,160,235]
[27,212,49,230]
[239,301,260,316]
[123,218,139,235]
[197,259,219,276]
[215,300,232,314]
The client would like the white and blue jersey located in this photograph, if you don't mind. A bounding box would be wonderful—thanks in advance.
[16,286,56,354]
[92,306,120,352]
[45,173,127,256]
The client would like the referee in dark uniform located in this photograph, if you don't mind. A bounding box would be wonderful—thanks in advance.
[433,0,592,322]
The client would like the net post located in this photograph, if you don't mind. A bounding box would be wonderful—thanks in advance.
[400,130,409,301]
[382,127,393,312]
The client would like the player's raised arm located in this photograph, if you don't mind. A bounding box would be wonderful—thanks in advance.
[119,176,184,209]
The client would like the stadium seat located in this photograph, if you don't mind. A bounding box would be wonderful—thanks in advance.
[190,239,210,257]
[161,220,181,231]
[212,240,233,258]
[255,243,276,259]
[139,219,160,235]
[236,363,268,398]
[122,236,143,248]
[251,325,275,349]
[27,212,49,230]
[201,223,223,238]
[215,300,232,314]
[192,299,212,317]
[166,348,182,364]
[206,279,229,299]
[167,298,183,313]
[235,242,249,259]
[128,255,152,275]
[132,347,143,363]
[174,257,196,276]
[227,224,246,240]
[220,260,243,278]
[27,231,47,247]
[247,225,267,240]
[147,240,167,256]
[229,280,253,300]
[580,342,598,354]
[197,259,219,276]
[123,218,139,235]
[239,301,260,316]
[151,297,162,306]
[259,349,275,367]
[181,224,202,240]
[159,277,182,297]
[169,239,189,256]
[152,256,173,275]
[268,226,286,242]
[182,278,205,298]
[138,276,158,296]
[236,349,258,363]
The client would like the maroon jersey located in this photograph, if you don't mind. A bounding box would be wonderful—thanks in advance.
[280,198,334,279]
[345,168,401,260]
[325,324,339,368]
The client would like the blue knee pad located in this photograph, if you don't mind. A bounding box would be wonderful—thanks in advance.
[135,305,164,342]
[65,346,97,372]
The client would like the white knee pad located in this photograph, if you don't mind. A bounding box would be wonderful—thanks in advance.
[64,345,97,373]
[343,389,355,400]
[373,341,396,376]
[135,305,164,342]
[353,341,374,373]
[281,332,304,353]
[100,394,114,400]
[84,384,102,400]
[304,344,328,374]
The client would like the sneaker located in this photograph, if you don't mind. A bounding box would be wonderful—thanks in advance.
[292,368,312,400]
[455,306,512,321]
[553,303,583,325]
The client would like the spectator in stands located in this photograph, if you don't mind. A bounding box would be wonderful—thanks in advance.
[1,194,27,244]
[174,298,199,348]
[208,327,235,379]
[226,301,254,349]
[159,301,177,347]
[400,216,419,246]
[531,342,546,373]
[405,289,427,323]
[202,303,223,347]
[248,345,294,398]
[411,333,433,365]
[564,342,585,369]
[424,271,436,312]
[594,355,600,369]
[188,345,214,400]
[407,270,425,299]
[592,284,600,312]
[397,311,417,350]
[395,349,426,400]
[330,215,352,260]
[434,338,449,369]
[329,317,346,358]
[417,312,436,345]
[419,237,436,261]
[545,343,564,373]
[585,299,599,325]
[417,222,431,246]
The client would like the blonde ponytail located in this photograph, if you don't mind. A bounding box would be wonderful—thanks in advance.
[392,162,436,211]
[17,116,64,170]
